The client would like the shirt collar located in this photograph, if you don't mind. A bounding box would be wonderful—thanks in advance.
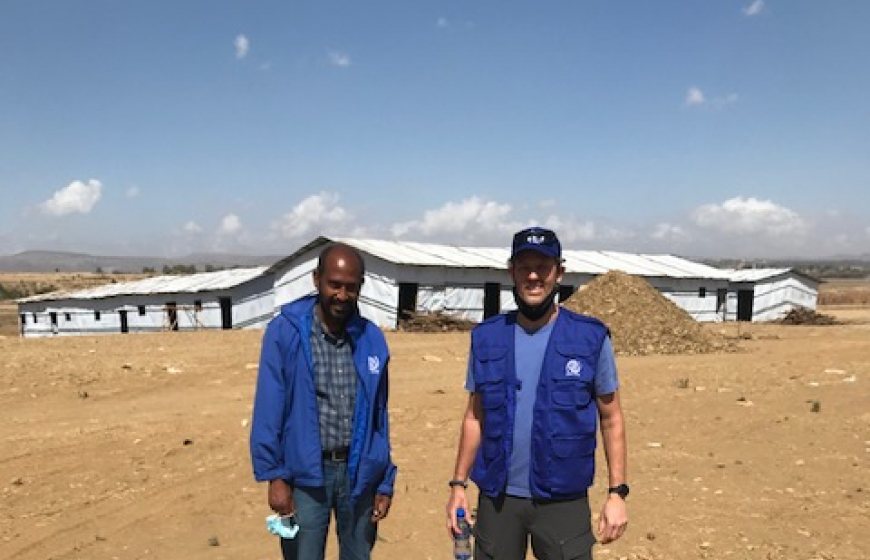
[312,309,348,346]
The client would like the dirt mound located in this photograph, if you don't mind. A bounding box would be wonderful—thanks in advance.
[398,311,476,332]
[776,306,839,325]
[562,270,721,356]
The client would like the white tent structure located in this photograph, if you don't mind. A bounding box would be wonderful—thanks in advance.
[267,237,734,329]
[725,268,820,322]
[17,267,274,338]
[17,238,818,338]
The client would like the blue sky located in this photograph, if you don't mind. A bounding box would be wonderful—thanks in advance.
[2,1,868,259]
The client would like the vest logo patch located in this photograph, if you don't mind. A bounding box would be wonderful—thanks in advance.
[367,355,381,375]
[565,359,582,377]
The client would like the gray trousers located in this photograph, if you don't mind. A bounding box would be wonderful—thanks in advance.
[473,494,596,560]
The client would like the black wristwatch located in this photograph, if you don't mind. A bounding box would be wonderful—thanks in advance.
[607,483,630,500]
[448,479,469,489]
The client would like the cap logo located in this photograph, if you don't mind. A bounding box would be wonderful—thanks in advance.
[367,355,381,375]
[527,234,546,244]
[565,359,582,377]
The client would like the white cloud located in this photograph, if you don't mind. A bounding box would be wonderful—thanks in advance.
[126,186,140,198]
[391,197,517,239]
[328,51,351,67]
[743,0,765,17]
[541,215,597,243]
[275,192,349,239]
[218,213,242,235]
[686,88,739,109]
[833,233,850,247]
[692,196,806,236]
[40,179,102,216]
[685,87,705,106]
[651,222,688,241]
[713,93,739,108]
[183,221,203,234]
[234,34,250,60]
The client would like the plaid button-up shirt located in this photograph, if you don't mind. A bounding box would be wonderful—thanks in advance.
[310,313,357,452]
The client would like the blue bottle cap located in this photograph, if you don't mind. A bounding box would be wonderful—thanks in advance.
[456,508,466,518]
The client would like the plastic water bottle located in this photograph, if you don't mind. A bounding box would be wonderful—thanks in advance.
[453,507,472,560]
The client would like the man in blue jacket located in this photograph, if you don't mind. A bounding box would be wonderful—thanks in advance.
[446,227,629,559]
[251,243,397,560]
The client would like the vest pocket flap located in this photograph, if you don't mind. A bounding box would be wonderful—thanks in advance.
[475,345,509,362]
[480,382,506,408]
[552,388,592,408]
[554,341,593,359]
[552,436,596,458]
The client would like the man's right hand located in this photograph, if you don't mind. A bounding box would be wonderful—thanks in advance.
[445,486,469,538]
[268,479,294,515]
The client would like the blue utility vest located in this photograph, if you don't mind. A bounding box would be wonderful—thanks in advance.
[470,308,608,500]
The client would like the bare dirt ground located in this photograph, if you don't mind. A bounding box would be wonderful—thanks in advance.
[0,305,867,560]
[1,278,869,559]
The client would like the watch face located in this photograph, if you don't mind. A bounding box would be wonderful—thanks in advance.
[610,484,629,498]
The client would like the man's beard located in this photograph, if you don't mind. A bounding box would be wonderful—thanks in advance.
[512,285,559,321]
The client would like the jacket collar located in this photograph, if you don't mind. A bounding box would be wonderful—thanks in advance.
[282,294,366,343]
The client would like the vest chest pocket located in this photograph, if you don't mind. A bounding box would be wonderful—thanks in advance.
[552,342,596,384]
[549,343,596,436]
[479,380,507,461]
[473,344,510,463]
[473,344,509,381]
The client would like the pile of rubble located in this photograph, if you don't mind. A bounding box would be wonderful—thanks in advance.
[562,270,726,356]
[776,307,839,325]
[398,311,476,332]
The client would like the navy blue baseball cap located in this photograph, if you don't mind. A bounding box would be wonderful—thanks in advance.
[511,227,561,260]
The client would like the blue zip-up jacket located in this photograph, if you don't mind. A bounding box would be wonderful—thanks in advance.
[470,308,607,500]
[250,295,397,502]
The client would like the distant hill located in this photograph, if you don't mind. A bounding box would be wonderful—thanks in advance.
[700,256,870,280]
[0,250,282,273]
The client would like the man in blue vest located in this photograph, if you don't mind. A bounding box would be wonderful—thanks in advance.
[446,227,628,559]
[250,243,397,560]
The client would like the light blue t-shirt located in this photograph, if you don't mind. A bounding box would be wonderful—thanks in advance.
[465,326,619,498]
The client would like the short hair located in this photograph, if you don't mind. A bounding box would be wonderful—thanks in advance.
[316,243,366,278]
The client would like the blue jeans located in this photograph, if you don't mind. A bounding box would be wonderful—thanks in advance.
[279,460,377,560]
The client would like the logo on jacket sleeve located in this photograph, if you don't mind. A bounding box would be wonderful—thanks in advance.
[367,355,381,375]
[565,359,582,377]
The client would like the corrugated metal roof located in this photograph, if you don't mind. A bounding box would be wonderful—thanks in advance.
[333,238,731,280]
[17,266,268,303]
[20,237,736,306]
[725,268,793,282]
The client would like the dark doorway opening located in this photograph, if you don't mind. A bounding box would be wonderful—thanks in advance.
[50,312,58,327]
[483,283,501,319]
[736,290,754,322]
[558,284,575,304]
[119,310,129,333]
[397,283,418,322]
[716,288,728,320]
[166,302,179,331]
[219,297,232,329]
[20,314,26,336]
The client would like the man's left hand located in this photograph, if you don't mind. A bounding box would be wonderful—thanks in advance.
[597,494,628,544]
[371,494,392,524]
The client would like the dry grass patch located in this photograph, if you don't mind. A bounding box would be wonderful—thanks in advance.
[0,272,146,299]
[818,279,870,305]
